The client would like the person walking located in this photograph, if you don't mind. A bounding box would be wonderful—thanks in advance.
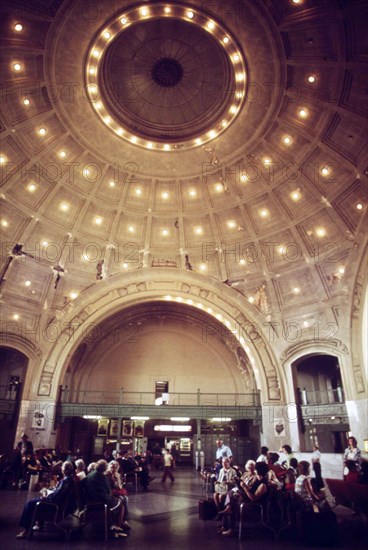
[161,449,175,483]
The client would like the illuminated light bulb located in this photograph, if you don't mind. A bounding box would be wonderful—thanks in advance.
[316,227,326,237]
[128,225,135,233]
[163,144,170,150]
[92,49,100,58]
[278,245,285,255]
[248,296,254,303]
[104,116,111,124]
[239,258,246,265]
[135,188,142,195]
[229,105,237,114]
[60,203,69,211]
[233,54,240,62]
[260,209,269,217]
[207,21,215,30]
[23,98,30,106]
[122,262,128,269]
[165,295,172,300]
[356,203,363,210]
[189,189,197,197]
[164,7,171,14]
[291,189,301,201]
[303,321,309,327]
[147,142,153,149]
[89,85,98,94]
[0,156,6,164]
[195,227,203,235]
[27,183,36,192]
[1,219,8,227]
[83,168,90,177]
[162,192,169,199]
[89,68,96,75]
[221,120,228,127]
[95,217,103,225]
[187,299,193,305]
[236,72,244,82]
[308,75,316,83]
[14,24,23,31]
[187,10,194,19]
[117,128,123,135]
[208,129,217,139]
[227,220,236,229]
[70,292,78,300]
[162,229,169,236]
[141,7,149,16]
[321,166,330,177]
[283,136,292,145]
[121,17,127,24]
[293,287,301,294]
[13,314,20,320]
[194,138,202,145]
[42,241,48,247]
[199,263,207,271]
[263,158,271,166]
[95,101,102,109]
[13,63,22,71]
[299,108,308,118]
[215,183,223,192]
[223,36,229,44]
[236,92,243,99]
[338,266,345,274]
[109,181,115,187]
[292,0,302,4]
[103,31,111,39]
[59,150,66,158]
[38,127,46,135]
[241,174,248,182]
[176,297,183,302]
[25,280,31,287]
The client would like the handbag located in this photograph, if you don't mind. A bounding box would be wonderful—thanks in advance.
[113,487,128,496]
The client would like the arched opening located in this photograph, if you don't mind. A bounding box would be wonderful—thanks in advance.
[292,353,349,453]
[0,347,28,454]
[55,301,261,465]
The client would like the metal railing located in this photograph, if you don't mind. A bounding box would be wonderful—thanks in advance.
[59,387,261,407]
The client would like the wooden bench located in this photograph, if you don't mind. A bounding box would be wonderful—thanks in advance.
[326,478,368,515]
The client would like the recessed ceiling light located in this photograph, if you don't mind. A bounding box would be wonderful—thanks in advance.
[215,183,223,192]
[0,156,6,164]
[22,98,30,106]
[199,263,207,271]
[316,227,326,237]
[356,203,363,210]
[236,72,244,82]
[14,24,23,32]
[164,7,171,14]
[162,192,169,199]
[95,101,102,109]
[104,116,111,124]
[103,31,111,39]
[260,209,269,217]
[241,174,248,182]
[194,138,202,145]
[95,217,103,225]
[83,168,90,177]
[223,36,229,44]
[162,229,169,236]
[13,314,20,320]
[38,127,46,136]
[227,220,236,229]
[321,166,330,177]
[240,258,246,265]
[263,158,271,166]
[1,219,8,227]
[207,21,215,30]
[27,183,36,192]
[121,17,127,24]
[109,181,116,188]
[292,0,302,4]
[248,296,254,303]
[233,54,240,62]
[135,188,142,195]
[117,128,123,135]
[25,280,31,287]
[208,130,217,138]
[298,108,308,118]
[70,292,78,300]
[60,203,69,211]
[59,150,66,158]
[293,287,301,294]
[187,11,194,19]
[128,225,135,233]
[92,49,100,58]
[229,105,237,114]
[89,85,98,94]
[221,120,228,127]
[13,63,22,71]
[308,75,316,83]
[195,226,203,235]
[147,142,153,149]
[338,266,345,274]
[291,189,301,201]
[122,262,129,269]
[189,189,197,197]
[89,68,96,75]
[42,241,48,247]
[163,144,170,150]
[283,136,292,145]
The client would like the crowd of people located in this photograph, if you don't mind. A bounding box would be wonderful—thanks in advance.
[202,437,367,537]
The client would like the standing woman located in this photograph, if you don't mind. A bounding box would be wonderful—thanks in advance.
[343,436,361,476]
[311,444,324,490]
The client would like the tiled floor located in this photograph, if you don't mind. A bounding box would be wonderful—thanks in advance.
[1,469,367,549]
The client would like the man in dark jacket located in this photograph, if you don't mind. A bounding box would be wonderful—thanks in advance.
[16,461,76,538]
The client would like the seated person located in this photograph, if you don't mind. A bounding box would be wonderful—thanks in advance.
[106,460,130,529]
[16,461,76,539]
[214,457,237,513]
[344,460,360,484]
[219,461,269,536]
[75,459,86,480]
[84,459,127,537]
[268,452,287,480]
[240,460,257,489]
[294,460,321,510]
[284,457,299,492]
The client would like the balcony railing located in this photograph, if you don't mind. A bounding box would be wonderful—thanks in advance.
[59,387,261,407]
[297,387,345,405]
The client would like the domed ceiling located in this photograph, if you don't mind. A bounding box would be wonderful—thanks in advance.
[0,0,367,354]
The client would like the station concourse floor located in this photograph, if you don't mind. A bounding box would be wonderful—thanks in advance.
[1,468,367,550]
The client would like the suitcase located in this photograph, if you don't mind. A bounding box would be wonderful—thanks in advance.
[198,499,217,520]
[296,509,339,546]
